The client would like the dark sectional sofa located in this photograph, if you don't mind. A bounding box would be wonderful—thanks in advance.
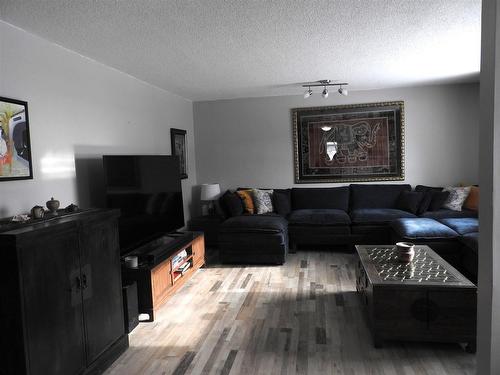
[217,184,478,281]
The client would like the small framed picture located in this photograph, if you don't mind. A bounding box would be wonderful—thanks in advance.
[170,128,187,179]
[0,96,33,181]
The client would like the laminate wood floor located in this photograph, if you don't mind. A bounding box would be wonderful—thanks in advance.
[106,251,476,375]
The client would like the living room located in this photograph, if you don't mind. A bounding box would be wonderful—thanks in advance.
[0,1,498,374]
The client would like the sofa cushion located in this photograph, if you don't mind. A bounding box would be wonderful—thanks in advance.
[350,208,416,224]
[438,218,479,235]
[415,185,443,214]
[291,187,349,211]
[419,209,478,220]
[220,190,244,217]
[391,218,459,239]
[236,190,255,214]
[396,191,424,214]
[273,189,292,216]
[443,186,471,211]
[463,186,479,211]
[460,232,479,255]
[288,209,351,226]
[252,189,274,214]
[350,184,412,209]
[220,214,287,234]
[428,191,450,211]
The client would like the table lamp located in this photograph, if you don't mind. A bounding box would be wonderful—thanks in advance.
[200,183,220,215]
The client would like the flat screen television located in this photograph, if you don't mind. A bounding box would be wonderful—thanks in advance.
[103,155,185,254]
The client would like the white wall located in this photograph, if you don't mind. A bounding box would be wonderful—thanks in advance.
[0,21,197,220]
[477,0,500,373]
[194,83,479,203]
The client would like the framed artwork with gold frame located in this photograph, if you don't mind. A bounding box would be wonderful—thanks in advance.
[292,101,405,183]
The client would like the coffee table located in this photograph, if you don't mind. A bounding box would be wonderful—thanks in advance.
[355,245,476,352]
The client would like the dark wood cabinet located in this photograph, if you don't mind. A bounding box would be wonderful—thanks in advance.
[0,209,128,375]
[355,245,476,351]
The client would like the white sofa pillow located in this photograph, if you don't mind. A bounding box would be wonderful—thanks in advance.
[443,186,471,211]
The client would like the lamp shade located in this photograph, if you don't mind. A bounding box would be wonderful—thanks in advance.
[200,183,220,201]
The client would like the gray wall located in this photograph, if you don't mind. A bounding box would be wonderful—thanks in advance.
[477,0,500,373]
[0,21,197,219]
[194,83,479,210]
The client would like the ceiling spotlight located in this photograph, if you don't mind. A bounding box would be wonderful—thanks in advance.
[301,80,348,99]
[321,126,332,131]
[304,87,312,98]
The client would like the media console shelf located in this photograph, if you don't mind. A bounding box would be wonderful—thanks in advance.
[121,232,205,321]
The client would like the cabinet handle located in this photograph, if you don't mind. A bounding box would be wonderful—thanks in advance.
[75,276,82,290]
[82,274,88,289]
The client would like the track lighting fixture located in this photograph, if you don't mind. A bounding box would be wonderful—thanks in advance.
[303,87,312,98]
[301,80,349,99]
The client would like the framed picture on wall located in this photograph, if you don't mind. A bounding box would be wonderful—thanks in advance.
[292,101,405,183]
[170,128,187,179]
[0,96,33,181]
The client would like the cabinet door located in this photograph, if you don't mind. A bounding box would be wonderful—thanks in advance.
[79,217,124,364]
[20,226,86,375]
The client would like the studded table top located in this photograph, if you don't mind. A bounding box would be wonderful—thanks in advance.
[365,246,459,283]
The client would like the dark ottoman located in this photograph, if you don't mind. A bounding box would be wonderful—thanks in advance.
[391,218,461,267]
[219,214,288,264]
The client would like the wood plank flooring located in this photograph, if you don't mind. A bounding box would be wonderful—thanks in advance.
[105,251,476,375]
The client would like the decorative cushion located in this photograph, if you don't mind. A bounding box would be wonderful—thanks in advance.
[391,218,459,239]
[350,184,412,209]
[220,190,244,217]
[419,209,478,219]
[463,186,479,211]
[415,185,443,214]
[396,191,424,214]
[288,209,351,226]
[350,208,416,224]
[291,187,349,211]
[236,190,255,214]
[443,186,471,211]
[428,191,450,211]
[438,218,479,235]
[252,189,274,214]
[273,189,292,216]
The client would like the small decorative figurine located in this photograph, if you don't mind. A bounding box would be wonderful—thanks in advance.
[65,203,79,213]
[30,206,45,219]
[46,197,60,214]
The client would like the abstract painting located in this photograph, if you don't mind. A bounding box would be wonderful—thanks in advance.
[0,96,32,181]
[292,101,404,183]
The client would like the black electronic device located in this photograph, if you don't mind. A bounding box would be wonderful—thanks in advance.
[103,155,185,255]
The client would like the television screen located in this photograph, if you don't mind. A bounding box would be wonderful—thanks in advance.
[103,155,184,253]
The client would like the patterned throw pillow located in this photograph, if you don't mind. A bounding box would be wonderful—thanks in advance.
[252,189,274,214]
[236,190,255,214]
[443,186,471,211]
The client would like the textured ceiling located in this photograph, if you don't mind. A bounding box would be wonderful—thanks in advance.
[0,0,481,101]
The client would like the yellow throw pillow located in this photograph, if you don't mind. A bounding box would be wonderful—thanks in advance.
[236,190,255,214]
[463,186,479,211]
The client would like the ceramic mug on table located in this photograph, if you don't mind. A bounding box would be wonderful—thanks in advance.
[396,241,415,262]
